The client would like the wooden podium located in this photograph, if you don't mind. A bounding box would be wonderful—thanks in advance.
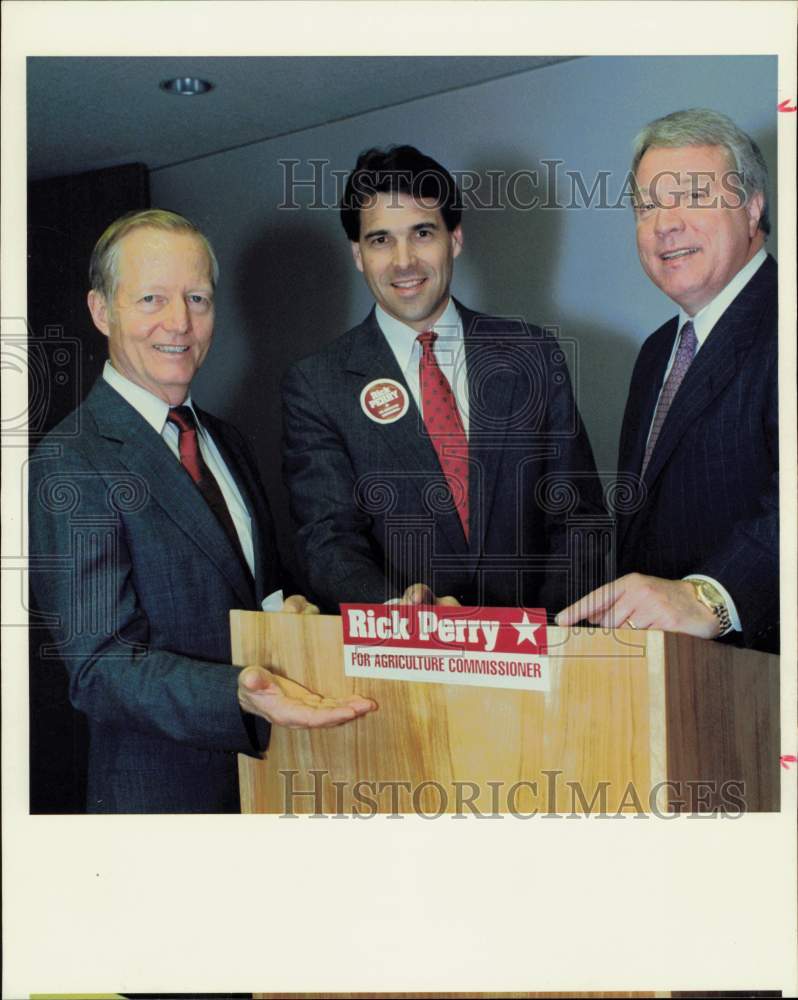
[231,611,779,816]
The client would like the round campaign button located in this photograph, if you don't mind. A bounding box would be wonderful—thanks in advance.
[360,378,410,424]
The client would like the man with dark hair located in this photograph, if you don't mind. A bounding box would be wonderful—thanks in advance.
[339,144,463,241]
[282,145,604,612]
[29,209,376,814]
[558,109,778,653]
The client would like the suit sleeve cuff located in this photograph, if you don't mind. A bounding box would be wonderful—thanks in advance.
[241,708,271,754]
[261,588,284,611]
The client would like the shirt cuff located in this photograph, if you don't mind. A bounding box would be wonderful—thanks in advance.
[261,589,284,612]
[684,575,741,634]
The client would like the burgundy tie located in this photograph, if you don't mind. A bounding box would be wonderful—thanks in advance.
[166,405,250,571]
[417,330,469,540]
[641,320,698,478]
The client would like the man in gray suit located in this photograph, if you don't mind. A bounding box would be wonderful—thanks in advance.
[29,209,375,813]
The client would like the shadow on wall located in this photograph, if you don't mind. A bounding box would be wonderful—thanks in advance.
[231,218,355,564]
[455,149,642,474]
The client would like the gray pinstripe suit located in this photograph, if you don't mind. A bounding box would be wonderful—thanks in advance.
[29,378,281,812]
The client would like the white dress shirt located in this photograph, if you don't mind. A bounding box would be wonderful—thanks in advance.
[376,297,469,435]
[659,248,767,379]
[102,362,282,610]
[376,299,468,606]
[645,249,767,634]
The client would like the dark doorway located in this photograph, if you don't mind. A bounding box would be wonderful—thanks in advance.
[28,163,149,813]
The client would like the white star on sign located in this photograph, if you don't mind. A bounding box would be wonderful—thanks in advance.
[513,612,540,647]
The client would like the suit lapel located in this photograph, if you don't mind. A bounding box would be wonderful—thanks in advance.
[622,321,676,482]
[345,304,525,555]
[345,310,468,553]
[642,256,775,490]
[458,304,521,553]
[87,381,255,609]
[199,411,274,603]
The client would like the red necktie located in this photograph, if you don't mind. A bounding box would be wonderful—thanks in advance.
[417,330,469,540]
[166,405,250,571]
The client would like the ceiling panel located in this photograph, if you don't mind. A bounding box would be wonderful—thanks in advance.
[27,56,576,180]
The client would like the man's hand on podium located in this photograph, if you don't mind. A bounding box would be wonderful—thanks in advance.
[399,582,461,607]
[238,665,377,729]
[281,594,320,614]
[555,573,719,638]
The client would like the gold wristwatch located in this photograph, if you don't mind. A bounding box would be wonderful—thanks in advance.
[689,579,731,636]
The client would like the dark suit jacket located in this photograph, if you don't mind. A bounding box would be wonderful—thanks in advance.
[282,302,605,613]
[29,377,282,813]
[616,254,779,653]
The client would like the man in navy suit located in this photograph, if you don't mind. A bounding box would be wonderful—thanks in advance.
[558,109,778,653]
[29,209,375,813]
[282,145,604,613]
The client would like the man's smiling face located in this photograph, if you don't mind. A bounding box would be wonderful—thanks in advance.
[351,191,463,332]
[634,143,764,315]
[88,226,215,405]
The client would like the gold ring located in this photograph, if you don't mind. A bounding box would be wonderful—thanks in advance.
[626,618,638,629]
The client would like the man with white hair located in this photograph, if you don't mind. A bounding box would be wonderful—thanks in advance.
[29,209,375,813]
[558,108,778,653]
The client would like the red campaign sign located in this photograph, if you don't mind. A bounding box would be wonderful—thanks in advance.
[340,604,547,656]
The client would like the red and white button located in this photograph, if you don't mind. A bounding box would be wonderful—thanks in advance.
[360,378,409,424]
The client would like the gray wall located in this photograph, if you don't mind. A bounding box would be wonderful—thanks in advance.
[150,54,777,559]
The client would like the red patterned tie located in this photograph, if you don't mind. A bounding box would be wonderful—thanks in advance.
[417,330,469,540]
[166,405,249,570]
[641,320,698,478]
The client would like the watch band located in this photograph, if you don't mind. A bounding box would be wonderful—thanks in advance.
[689,580,732,636]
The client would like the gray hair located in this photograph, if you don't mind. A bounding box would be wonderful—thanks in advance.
[631,108,770,235]
[89,208,220,301]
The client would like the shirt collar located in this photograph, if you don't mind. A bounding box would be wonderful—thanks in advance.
[102,361,199,435]
[375,298,462,374]
[678,248,767,345]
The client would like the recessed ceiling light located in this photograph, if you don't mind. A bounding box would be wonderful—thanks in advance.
[159,77,214,96]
